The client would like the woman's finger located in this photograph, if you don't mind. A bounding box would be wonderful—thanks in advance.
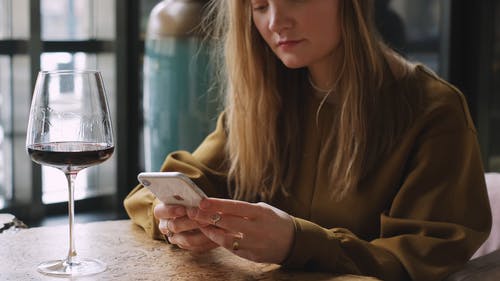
[199,226,244,252]
[188,208,254,234]
[160,216,200,234]
[154,203,187,219]
[169,229,219,253]
[158,219,174,237]
[199,198,262,219]
[197,202,295,264]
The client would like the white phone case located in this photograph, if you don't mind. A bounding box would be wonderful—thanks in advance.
[137,172,207,207]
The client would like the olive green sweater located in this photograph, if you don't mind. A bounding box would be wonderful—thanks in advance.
[124,66,491,281]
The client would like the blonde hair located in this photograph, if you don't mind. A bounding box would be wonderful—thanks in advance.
[205,0,418,201]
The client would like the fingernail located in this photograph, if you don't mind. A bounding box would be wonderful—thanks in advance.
[200,199,210,209]
[159,219,168,229]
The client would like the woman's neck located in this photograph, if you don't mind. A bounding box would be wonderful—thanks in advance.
[307,48,343,93]
[308,64,336,92]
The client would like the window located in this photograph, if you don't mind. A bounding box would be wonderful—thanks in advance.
[39,52,116,203]
[379,1,499,173]
[0,0,119,219]
[41,0,114,41]
[0,0,31,210]
[488,1,500,171]
[376,0,450,76]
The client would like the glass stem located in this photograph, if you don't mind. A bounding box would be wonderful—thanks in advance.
[65,172,78,265]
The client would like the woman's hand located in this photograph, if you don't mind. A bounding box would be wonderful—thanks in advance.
[153,203,219,253]
[187,198,295,264]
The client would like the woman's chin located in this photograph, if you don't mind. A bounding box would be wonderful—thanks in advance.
[280,60,306,69]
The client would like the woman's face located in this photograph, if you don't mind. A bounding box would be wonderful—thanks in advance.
[251,0,342,69]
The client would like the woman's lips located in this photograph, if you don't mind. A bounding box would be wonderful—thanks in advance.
[277,39,304,49]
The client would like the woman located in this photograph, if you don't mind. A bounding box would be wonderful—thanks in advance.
[124,0,491,280]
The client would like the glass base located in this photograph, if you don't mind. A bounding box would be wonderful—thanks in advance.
[37,258,106,277]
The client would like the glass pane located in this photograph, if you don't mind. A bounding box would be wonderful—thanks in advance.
[140,0,162,39]
[97,53,117,129]
[12,56,30,134]
[13,133,31,203]
[41,52,94,71]
[40,52,116,203]
[0,56,12,134]
[0,0,29,39]
[94,53,116,200]
[95,0,115,40]
[12,55,32,203]
[376,0,447,74]
[12,0,29,39]
[0,56,12,207]
[489,1,500,172]
[41,0,115,40]
[0,0,11,39]
[0,137,13,209]
[41,0,91,40]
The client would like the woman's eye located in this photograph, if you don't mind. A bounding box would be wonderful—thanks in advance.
[252,5,268,12]
[251,0,268,11]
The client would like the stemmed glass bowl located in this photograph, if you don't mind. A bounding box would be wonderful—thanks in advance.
[26,70,114,277]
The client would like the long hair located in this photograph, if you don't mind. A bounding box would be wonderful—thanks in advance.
[205,0,417,201]
[325,0,418,198]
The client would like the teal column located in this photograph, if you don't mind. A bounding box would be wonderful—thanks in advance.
[143,0,218,171]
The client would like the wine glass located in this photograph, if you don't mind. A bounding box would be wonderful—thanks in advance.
[26,70,114,277]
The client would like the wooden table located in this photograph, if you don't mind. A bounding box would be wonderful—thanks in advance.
[0,220,380,281]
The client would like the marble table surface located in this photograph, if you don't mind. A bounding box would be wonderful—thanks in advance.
[0,219,381,281]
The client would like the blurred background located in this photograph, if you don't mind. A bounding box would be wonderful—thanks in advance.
[0,0,499,226]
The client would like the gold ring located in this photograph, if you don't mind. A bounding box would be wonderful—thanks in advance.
[165,220,174,237]
[232,238,240,251]
[210,213,221,226]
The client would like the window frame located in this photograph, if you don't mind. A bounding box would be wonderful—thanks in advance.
[0,0,141,223]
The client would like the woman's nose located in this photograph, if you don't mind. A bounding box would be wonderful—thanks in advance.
[268,7,292,33]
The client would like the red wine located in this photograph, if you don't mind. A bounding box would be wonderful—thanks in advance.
[27,142,114,172]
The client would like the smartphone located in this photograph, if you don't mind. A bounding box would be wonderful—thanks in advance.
[137,172,207,207]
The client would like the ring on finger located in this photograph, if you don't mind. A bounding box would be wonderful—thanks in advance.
[210,213,221,226]
[160,219,174,238]
[232,237,241,251]
[166,219,174,237]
